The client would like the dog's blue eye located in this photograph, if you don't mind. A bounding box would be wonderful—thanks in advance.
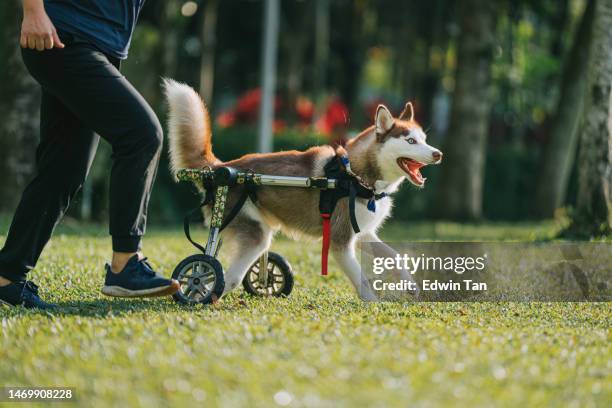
[407,138,416,144]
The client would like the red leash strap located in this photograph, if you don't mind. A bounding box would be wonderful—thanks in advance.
[321,213,331,275]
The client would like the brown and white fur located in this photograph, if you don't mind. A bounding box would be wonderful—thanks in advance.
[163,79,442,300]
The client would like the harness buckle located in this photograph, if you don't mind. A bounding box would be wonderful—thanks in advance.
[309,177,329,189]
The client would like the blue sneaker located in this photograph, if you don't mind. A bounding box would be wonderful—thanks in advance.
[101,255,180,298]
[0,280,56,310]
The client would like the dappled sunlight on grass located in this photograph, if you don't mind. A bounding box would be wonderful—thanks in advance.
[0,218,609,406]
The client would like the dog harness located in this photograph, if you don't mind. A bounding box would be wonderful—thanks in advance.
[318,151,387,275]
[182,149,388,276]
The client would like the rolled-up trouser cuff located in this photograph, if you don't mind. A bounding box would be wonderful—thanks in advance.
[112,236,142,253]
[0,265,28,283]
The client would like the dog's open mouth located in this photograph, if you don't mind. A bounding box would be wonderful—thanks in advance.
[397,158,426,186]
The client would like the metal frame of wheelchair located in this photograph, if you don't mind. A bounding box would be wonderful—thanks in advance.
[172,167,337,305]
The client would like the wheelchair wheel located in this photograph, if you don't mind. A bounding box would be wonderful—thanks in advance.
[172,254,225,305]
[242,252,294,297]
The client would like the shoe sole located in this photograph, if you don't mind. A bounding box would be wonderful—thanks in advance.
[0,297,56,309]
[101,280,180,298]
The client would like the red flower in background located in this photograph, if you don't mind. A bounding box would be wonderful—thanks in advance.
[235,88,261,123]
[216,89,353,142]
[217,111,236,128]
[217,88,284,129]
[316,97,349,136]
[273,119,287,133]
[295,96,314,125]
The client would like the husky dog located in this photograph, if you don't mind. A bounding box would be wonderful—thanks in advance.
[163,79,442,299]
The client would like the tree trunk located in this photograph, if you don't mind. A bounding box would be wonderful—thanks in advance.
[199,0,218,104]
[162,1,180,80]
[138,0,181,113]
[533,0,595,218]
[257,0,280,153]
[431,0,496,220]
[284,24,307,126]
[313,0,329,108]
[0,1,40,211]
[549,0,569,59]
[335,0,367,118]
[565,0,612,238]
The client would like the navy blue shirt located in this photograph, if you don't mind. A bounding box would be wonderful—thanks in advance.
[45,0,146,59]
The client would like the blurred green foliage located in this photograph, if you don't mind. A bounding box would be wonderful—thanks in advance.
[53,0,588,225]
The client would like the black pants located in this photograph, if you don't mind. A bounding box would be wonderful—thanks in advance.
[0,38,162,282]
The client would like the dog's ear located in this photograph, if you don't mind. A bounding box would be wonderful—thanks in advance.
[375,104,394,141]
[399,101,414,121]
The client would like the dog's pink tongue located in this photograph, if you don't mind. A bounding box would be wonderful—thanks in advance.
[407,160,424,171]
[404,159,424,184]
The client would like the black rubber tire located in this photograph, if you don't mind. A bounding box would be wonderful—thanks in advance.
[172,254,225,305]
[242,252,294,297]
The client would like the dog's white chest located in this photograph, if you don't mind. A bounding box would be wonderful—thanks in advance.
[354,196,393,233]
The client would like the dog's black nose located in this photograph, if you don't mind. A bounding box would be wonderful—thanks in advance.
[432,151,443,162]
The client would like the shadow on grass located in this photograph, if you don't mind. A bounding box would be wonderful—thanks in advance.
[1,298,200,318]
[1,293,300,318]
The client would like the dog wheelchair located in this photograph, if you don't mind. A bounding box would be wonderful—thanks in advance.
[173,154,386,305]
[172,166,335,305]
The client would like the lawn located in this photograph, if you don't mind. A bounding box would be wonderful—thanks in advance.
[0,219,610,407]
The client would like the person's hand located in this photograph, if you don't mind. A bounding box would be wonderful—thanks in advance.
[20,0,65,51]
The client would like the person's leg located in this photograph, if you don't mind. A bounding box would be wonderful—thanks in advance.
[16,44,178,298]
[0,89,99,284]
[20,45,163,272]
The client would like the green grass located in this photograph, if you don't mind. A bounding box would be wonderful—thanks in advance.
[0,220,610,407]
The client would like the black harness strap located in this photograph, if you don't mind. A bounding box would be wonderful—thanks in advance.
[183,201,208,253]
[183,185,257,253]
[219,186,257,231]
[320,153,384,234]
[348,182,360,233]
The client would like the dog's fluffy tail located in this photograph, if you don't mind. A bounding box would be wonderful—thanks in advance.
[163,78,217,175]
